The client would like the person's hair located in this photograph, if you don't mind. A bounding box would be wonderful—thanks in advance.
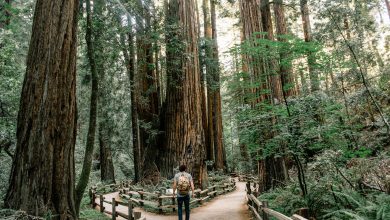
[179,164,186,172]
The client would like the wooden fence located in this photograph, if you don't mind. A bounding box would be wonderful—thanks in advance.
[246,181,309,220]
[90,179,236,219]
[119,181,237,213]
[90,188,145,220]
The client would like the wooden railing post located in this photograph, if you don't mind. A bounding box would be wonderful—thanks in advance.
[158,192,163,214]
[196,190,200,198]
[89,188,93,205]
[128,200,134,220]
[90,189,96,208]
[100,195,104,212]
[253,199,258,216]
[262,200,269,220]
[134,212,141,220]
[112,198,116,220]
[139,192,144,206]
[172,196,176,212]
[246,181,251,195]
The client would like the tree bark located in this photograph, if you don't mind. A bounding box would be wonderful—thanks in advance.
[120,10,139,183]
[75,0,99,213]
[260,0,288,192]
[239,0,264,175]
[273,0,295,97]
[162,0,208,188]
[135,0,160,183]
[203,0,214,165]
[4,0,79,218]
[300,0,319,92]
[99,125,115,183]
[210,0,226,171]
[96,0,115,184]
[261,0,283,103]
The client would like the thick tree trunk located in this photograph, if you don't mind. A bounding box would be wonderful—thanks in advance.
[239,0,268,104]
[239,0,264,175]
[99,125,116,183]
[136,0,160,183]
[203,0,214,164]
[273,0,295,97]
[76,0,99,213]
[94,0,116,185]
[121,12,139,183]
[259,0,288,192]
[162,0,208,189]
[4,0,79,218]
[210,0,226,171]
[261,0,283,103]
[300,0,319,92]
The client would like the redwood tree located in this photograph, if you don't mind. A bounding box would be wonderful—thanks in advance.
[210,0,226,171]
[4,0,79,218]
[75,0,99,212]
[98,0,115,184]
[135,0,161,182]
[274,0,295,97]
[203,0,213,166]
[300,0,319,92]
[162,0,208,188]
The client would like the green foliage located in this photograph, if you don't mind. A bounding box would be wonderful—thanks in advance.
[0,0,34,200]
[343,147,373,159]
[259,151,390,219]
[79,195,109,220]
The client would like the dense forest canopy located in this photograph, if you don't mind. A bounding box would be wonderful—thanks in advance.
[0,0,389,219]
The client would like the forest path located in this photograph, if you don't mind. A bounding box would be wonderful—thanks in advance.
[96,181,250,220]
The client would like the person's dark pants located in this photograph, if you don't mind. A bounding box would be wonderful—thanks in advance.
[177,195,190,220]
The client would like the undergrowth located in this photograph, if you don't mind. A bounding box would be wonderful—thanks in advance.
[258,150,390,220]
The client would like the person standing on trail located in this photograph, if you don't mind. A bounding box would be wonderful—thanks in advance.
[173,164,195,220]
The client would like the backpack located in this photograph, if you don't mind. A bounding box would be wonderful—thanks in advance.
[177,173,190,195]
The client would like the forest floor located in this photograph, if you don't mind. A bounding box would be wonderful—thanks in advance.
[96,181,250,220]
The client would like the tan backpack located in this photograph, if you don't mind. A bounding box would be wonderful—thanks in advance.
[177,173,190,195]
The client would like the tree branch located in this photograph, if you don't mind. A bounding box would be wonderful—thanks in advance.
[327,9,390,134]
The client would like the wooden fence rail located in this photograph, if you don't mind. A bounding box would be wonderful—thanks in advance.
[246,181,308,220]
[90,189,145,220]
[90,179,236,219]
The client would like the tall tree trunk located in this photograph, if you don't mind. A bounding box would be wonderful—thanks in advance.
[203,0,214,164]
[239,0,268,104]
[99,125,115,183]
[136,0,160,183]
[239,0,264,174]
[162,0,208,188]
[4,0,79,218]
[259,0,288,192]
[96,0,115,184]
[300,0,319,92]
[76,0,99,213]
[153,16,162,109]
[261,0,283,103]
[210,0,226,171]
[274,0,295,97]
[120,11,139,182]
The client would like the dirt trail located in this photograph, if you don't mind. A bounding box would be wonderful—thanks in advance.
[96,181,250,220]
